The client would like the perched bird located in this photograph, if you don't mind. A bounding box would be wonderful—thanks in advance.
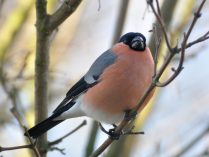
[27,32,155,138]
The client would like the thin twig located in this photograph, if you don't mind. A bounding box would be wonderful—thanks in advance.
[97,0,101,11]
[147,0,173,53]
[155,0,206,87]
[0,74,40,157]
[153,24,162,77]
[177,30,209,52]
[155,0,161,17]
[0,144,33,152]
[10,108,41,157]
[49,146,66,155]
[15,51,32,79]
[48,120,87,146]
[44,120,87,155]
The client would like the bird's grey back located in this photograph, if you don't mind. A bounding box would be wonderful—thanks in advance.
[84,49,117,84]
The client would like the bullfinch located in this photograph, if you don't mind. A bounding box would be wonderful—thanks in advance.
[27,32,154,138]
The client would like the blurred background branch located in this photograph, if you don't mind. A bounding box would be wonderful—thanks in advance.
[0,61,40,156]
[48,120,87,147]
[175,124,209,157]
[0,0,209,157]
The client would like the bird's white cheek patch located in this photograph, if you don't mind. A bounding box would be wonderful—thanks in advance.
[80,100,125,124]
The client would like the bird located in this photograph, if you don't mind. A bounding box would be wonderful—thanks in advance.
[26,32,155,139]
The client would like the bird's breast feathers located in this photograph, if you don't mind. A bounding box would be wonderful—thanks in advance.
[82,44,154,121]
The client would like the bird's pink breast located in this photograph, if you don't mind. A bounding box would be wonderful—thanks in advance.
[84,43,154,115]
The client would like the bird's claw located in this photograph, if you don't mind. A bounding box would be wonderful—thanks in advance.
[98,123,144,140]
[108,128,122,140]
[98,123,121,140]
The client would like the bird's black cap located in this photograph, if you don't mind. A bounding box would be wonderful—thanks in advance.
[119,32,146,51]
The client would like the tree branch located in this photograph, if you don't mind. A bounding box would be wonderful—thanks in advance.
[35,0,83,156]
[0,73,40,157]
[35,0,47,21]
[0,144,33,152]
[152,24,162,77]
[0,0,4,16]
[11,108,41,157]
[155,0,206,87]
[177,30,209,52]
[147,0,173,53]
[37,120,87,155]
[48,120,87,147]
[35,0,50,156]
[48,0,82,32]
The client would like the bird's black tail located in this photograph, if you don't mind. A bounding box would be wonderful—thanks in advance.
[26,116,63,138]
[26,101,75,138]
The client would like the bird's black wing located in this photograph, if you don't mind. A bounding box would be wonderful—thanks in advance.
[53,50,117,114]
[53,76,97,113]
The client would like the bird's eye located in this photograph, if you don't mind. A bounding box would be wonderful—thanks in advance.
[130,36,146,51]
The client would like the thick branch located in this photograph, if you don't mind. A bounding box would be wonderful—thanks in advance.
[35,0,47,21]
[35,0,49,156]
[48,0,82,31]
[34,0,83,156]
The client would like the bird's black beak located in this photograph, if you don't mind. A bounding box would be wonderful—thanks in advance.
[130,36,146,51]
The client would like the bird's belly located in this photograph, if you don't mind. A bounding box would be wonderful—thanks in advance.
[83,73,143,120]
[80,100,125,124]
[82,52,153,123]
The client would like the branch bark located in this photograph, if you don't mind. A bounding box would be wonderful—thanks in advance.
[35,1,50,156]
[35,0,82,156]
[48,0,82,32]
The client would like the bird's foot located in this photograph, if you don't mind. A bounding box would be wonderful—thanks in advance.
[98,123,144,140]
[98,123,121,140]
[124,110,137,121]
